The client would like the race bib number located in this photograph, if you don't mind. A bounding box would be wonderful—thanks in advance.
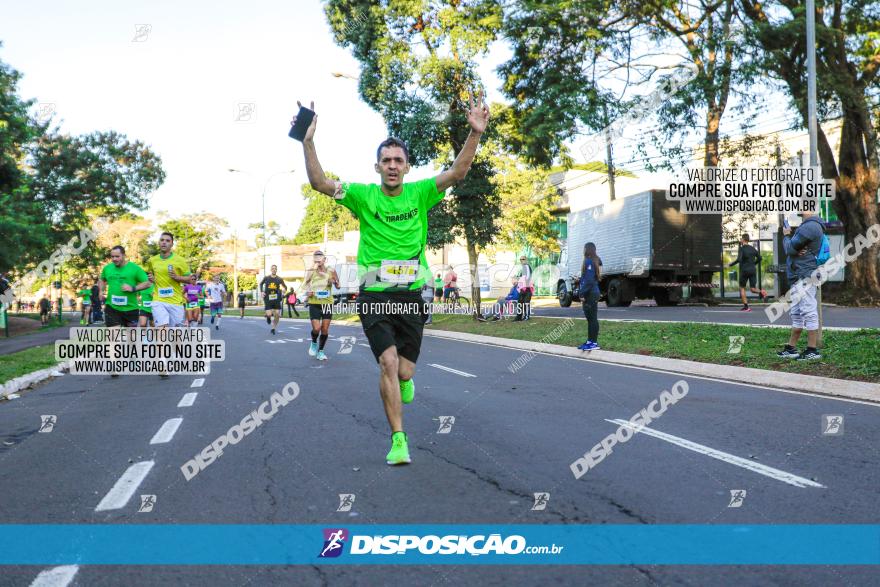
[111,295,128,306]
[268,294,278,301]
[315,290,330,300]
[158,287,174,298]
[380,260,419,284]
[143,301,152,308]
[187,301,198,309]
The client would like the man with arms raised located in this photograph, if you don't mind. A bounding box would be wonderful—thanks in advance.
[291,91,489,465]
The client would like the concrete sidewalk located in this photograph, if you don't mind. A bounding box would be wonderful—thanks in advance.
[424,328,880,404]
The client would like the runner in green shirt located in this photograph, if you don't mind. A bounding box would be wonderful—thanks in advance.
[292,90,489,465]
[433,273,443,302]
[138,287,154,327]
[77,288,92,325]
[99,246,152,330]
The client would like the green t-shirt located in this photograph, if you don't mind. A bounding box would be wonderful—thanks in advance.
[78,289,91,303]
[434,277,443,289]
[101,261,149,312]
[338,177,445,292]
[139,289,153,313]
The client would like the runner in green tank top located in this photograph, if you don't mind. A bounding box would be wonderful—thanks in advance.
[291,90,490,465]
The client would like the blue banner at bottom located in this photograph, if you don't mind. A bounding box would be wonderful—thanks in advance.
[1,525,878,565]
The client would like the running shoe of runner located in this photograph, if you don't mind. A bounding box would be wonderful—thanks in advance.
[144,231,192,377]
[99,245,152,377]
[292,91,489,465]
[260,265,287,335]
[205,275,227,330]
[303,251,338,361]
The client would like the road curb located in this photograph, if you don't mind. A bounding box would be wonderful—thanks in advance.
[423,329,880,404]
[0,362,69,400]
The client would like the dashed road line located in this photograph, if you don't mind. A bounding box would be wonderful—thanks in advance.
[149,418,183,444]
[178,392,198,407]
[95,461,155,511]
[191,378,205,387]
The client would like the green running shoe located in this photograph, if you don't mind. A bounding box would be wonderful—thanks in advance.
[385,431,411,465]
[399,378,414,404]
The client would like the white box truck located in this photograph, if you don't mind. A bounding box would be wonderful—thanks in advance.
[557,190,721,307]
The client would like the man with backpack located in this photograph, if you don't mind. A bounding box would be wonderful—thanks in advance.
[776,211,828,361]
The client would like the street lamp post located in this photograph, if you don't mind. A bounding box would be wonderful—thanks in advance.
[227,169,295,280]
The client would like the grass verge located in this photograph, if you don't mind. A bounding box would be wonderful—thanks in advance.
[425,314,880,383]
[0,344,58,384]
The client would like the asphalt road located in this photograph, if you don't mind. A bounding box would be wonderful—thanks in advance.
[1,316,878,586]
[531,302,880,329]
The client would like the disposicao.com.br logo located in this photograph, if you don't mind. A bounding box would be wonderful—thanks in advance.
[318,529,563,558]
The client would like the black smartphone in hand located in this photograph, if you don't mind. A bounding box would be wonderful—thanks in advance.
[288,106,315,141]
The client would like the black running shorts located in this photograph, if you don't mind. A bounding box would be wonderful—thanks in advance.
[105,305,140,327]
[308,303,332,321]
[739,271,757,288]
[357,290,427,363]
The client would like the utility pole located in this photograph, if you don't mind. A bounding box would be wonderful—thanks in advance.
[806,0,823,345]
[232,230,239,303]
[603,104,616,201]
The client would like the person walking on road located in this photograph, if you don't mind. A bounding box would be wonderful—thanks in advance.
[302,251,338,361]
[286,289,300,318]
[577,242,602,351]
[728,234,767,311]
[38,294,50,325]
[292,89,489,465]
[777,212,826,361]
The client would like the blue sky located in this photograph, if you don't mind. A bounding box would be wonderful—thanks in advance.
[1,0,507,240]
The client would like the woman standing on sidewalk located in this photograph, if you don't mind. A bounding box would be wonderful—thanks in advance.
[577,242,602,351]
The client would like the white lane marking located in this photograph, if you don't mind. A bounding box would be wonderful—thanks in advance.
[606,419,825,488]
[95,461,155,511]
[358,343,371,348]
[30,565,79,587]
[149,418,183,444]
[428,363,477,378]
[191,378,205,387]
[178,392,198,407]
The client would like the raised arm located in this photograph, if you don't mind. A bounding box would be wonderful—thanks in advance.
[436,90,490,193]
[292,101,337,197]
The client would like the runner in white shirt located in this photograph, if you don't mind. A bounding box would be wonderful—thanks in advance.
[205,275,227,330]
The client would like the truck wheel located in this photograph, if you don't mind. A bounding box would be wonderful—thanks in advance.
[606,278,632,307]
[557,281,572,307]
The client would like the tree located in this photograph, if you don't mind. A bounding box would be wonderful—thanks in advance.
[293,176,359,244]
[499,0,756,172]
[248,220,286,247]
[740,0,880,300]
[29,130,165,250]
[324,0,504,314]
[0,53,52,272]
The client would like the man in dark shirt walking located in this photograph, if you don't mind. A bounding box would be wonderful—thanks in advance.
[728,234,767,312]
